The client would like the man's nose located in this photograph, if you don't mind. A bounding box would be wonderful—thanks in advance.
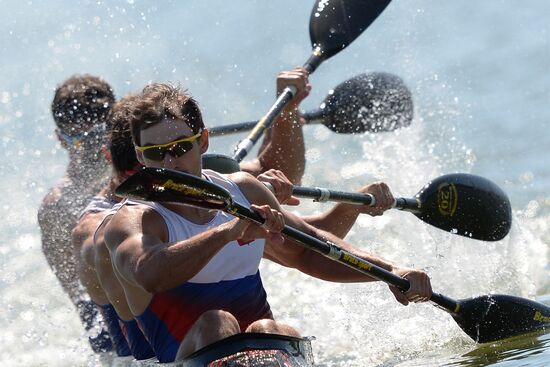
[161,151,177,169]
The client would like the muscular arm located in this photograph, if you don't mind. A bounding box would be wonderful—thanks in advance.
[71,212,110,305]
[255,174,394,240]
[38,186,82,304]
[303,182,394,239]
[239,67,310,184]
[103,204,245,294]
[301,203,362,239]
[240,110,305,184]
[93,217,137,320]
[237,174,432,305]
[236,174,396,283]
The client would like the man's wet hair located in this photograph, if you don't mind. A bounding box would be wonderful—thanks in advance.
[125,83,205,147]
[52,74,115,135]
[108,96,141,173]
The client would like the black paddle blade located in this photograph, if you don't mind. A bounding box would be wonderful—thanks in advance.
[415,173,512,241]
[309,0,392,60]
[311,72,413,133]
[114,167,232,210]
[453,294,550,343]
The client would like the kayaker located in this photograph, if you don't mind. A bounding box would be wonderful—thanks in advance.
[71,95,156,360]
[37,74,114,353]
[103,82,433,363]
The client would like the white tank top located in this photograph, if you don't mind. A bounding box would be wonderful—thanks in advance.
[125,169,265,284]
[79,195,117,219]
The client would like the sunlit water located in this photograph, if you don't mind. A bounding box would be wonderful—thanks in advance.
[1,1,549,366]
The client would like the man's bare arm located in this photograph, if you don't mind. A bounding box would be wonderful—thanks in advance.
[38,188,81,304]
[71,213,110,304]
[236,174,432,305]
[240,67,310,184]
[104,205,252,294]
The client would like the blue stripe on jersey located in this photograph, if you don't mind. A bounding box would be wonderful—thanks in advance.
[136,271,272,363]
[98,303,131,357]
[121,319,156,360]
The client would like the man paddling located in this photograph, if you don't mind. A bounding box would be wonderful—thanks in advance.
[71,95,155,361]
[103,83,432,363]
[38,74,114,352]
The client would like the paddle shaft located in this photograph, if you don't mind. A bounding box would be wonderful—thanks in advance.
[230,201,459,313]
[264,182,421,213]
[232,54,323,162]
[209,110,324,137]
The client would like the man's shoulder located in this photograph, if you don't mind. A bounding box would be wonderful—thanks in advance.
[73,211,111,240]
[104,202,167,249]
[108,202,161,230]
[39,181,67,208]
[226,171,257,188]
[37,179,71,226]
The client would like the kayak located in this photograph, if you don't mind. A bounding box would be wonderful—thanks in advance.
[113,333,315,367]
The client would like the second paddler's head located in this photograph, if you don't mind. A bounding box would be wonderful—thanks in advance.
[52,74,114,156]
[128,83,208,177]
[107,95,143,185]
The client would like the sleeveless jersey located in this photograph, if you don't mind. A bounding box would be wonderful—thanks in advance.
[133,170,272,363]
[121,319,156,360]
[79,195,117,219]
[98,304,131,357]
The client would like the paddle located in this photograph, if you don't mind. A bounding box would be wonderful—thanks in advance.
[232,0,392,162]
[115,167,550,344]
[209,72,413,136]
[203,71,413,173]
[263,173,512,241]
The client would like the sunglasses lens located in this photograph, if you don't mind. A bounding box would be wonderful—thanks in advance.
[170,141,193,158]
[142,147,166,161]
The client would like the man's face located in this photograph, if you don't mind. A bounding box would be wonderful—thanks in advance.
[56,123,106,152]
[136,118,206,177]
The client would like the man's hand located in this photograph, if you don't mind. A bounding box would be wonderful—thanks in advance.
[231,204,285,246]
[388,266,433,306]
[257,169,300,206]
[356,182,395,217]
[277,67,311,113]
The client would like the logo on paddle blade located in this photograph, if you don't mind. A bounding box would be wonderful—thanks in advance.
[533,311,550,323]
[161,179,206,197]
[437,182,458,217]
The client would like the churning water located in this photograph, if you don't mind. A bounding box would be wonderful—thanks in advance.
[1,1,549,366]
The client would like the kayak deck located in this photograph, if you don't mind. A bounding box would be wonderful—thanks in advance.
[123,333,315,367]
[180,333,315,367]
[207,348,307,366]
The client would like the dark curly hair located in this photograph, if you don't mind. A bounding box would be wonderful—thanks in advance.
[108,95,141,173]
[52,74,115,135]
[123,83,205,147]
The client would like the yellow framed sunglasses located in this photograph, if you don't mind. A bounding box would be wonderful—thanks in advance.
[136,132,202,161]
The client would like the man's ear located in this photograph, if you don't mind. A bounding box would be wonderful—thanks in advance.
[199,128,209,154]
[101,145,112,162]
[135,148,145,165]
